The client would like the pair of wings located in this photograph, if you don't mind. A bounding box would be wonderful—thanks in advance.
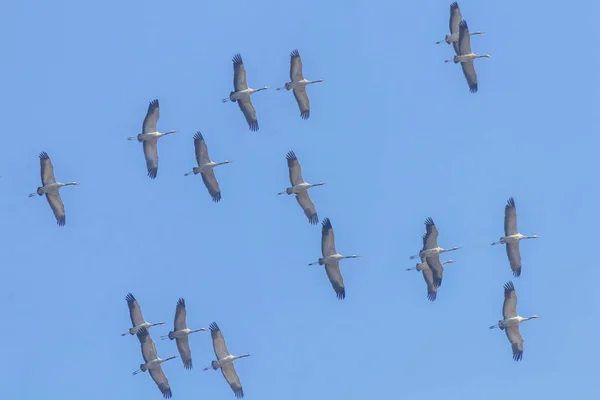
[502,281,524,361]
[172,298,193,370]
[421,218,444,288]
[193,132,222,202]
[137,328,173,399]
[38,152,66,226]
[288,49,310,119]
[319,218,345,299]
[503,197,522,277]
[232,54,259,131]
[285,151,318,224]
[141,99,161,179]
[209,322,245,398]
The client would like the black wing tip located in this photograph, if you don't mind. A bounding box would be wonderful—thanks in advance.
[434,278,443,288]
[300,110,310,120]
[148,168,158,179]
[336,289,346,300]
[513,351,523,362]
[56,216,66,226]
[512,268,521,278]
[427,292,437,301]
[248,121,259,131]
[235,389,244,398]
[507,197,516,207]
[459,19,468,30]
[450,2,459,9]
[232,53,243,64]
[308,214,319,225]
[469,84,478,94]
[504,281,515,292]
[149,99,159,108]
[39,151,50,159]
[125,293,136,302]
[424,217,435,226]
[162,388,173,399]
[183,361,193,370]
[321,217,332,232]
[212,193,222,203]
[285,150,297,161]
[290,49,300,57]
[209,321,220,332]
[193,131,204,141]
[177,298,185,307]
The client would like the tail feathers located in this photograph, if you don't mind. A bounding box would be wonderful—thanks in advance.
[229,91,237,102]
[212,360,220,370]
[285,82,292,90]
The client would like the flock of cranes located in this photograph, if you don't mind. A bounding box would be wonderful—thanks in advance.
[23,2,541,398]
[124,294,250,398]
[438,2,491,93]
[404,197,541,362]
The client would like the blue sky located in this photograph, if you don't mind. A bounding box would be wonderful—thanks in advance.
[1,0,599,399]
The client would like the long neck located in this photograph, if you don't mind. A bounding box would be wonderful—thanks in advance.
[163,356,176,362]
[235,354,250,360]
[524,236,537,240]
[441,247,458,253]
[216,161,229,166]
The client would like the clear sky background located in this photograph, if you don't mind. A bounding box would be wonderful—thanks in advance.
[1,1,599,399]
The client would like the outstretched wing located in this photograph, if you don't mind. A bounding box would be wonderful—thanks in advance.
[174,298,187,331]
[425,254,444,288]
[176,336,193,370]
[321,218,337,257]
[143,140,159,179]
[39,152,56,185]
[193,132,211,167]
[505,325,524,362]
[201,170,221,203]
[232,54,248,92]
[221,363,244,398]
[125,293,145,327]
[137,327,158,363]
[149,366,173,399]
[504,197,518,236]
[285,151,304,186]
[295,192,318,225]
[237,97,259,132]
[458,20,473,55]
[143,99,160,134]
[421,262,437,301]
[293,87,310,120]
[449,2,462,54]
[208,322,231,360]
[289,49,304,82]
[460,61,478,93]
[324,262,345,300]
[423,217,439,250]
[506,242,522,277]
[46,192,66,226]
[502,281,518,320]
